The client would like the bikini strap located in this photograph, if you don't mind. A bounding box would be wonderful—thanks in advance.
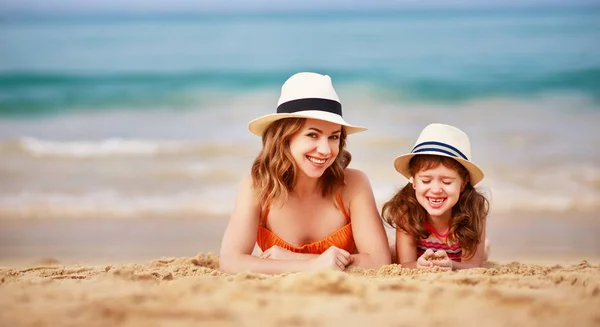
[335,192,351,222]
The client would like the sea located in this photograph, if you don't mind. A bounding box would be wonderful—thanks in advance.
[1,6,599,219]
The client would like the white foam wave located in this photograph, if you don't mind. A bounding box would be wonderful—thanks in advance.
[0,190,236,219]
[18,137,189,158]
[489,187,599,213]
[9,137,257,158]
[0,181,598,220]
[478,163,600,213]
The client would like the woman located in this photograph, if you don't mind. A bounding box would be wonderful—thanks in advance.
[219,72,390,274]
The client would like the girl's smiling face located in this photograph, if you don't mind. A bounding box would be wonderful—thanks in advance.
[413,162,465,220]
[289,118,341,179]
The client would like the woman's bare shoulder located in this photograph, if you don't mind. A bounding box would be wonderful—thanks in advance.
[339,168,373,202]
[235,173,258,202]
[343,168,371,188]
[240,173,253,187]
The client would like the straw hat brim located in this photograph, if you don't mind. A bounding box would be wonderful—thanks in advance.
[248,110,367,137]
[393,152,485,186]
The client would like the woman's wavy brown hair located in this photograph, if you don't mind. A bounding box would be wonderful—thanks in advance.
[251,118,352,211]
[382,155,489,259]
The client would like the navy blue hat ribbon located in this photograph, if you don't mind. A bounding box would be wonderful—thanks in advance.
[411,141,469,160]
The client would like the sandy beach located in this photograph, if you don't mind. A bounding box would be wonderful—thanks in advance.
[1,211,599,327]
[2,4,599,326]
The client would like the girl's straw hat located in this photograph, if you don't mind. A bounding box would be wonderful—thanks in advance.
[393,123,485,185]
[248,72,367,136]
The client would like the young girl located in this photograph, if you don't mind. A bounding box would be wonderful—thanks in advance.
[382,123,489,270]
[219,72,391,274]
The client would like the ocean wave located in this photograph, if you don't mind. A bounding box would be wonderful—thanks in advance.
[489,188,599,213]
[0,68,599,116]
[0,180,598,220]
[0,137,251,158]
[0,190,236,219]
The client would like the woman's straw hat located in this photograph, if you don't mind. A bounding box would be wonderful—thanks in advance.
[248,72,367,136]
[393,123,485,185]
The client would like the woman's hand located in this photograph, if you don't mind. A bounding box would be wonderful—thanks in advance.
[260,245,295,260]
[308,246,354,271]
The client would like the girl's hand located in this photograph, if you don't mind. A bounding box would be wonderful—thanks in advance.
[260,245,294,260]
[416,249,435,269]
[430,250,453,271]
[309,246,353,271]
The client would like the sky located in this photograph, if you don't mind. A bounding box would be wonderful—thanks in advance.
[1,0,598,14]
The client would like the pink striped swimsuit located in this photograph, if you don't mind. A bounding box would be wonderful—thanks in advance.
[416,221,462,262]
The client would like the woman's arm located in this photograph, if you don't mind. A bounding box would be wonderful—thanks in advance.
[260,247,319,260]
[219,175,317,274]
[344,169,391,269]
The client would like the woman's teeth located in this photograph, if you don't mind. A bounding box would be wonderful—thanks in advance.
[308,156,326,164]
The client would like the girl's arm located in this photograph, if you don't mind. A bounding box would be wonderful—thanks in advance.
[396,228,420,268]
[452,221,487,270]
[219,175,318,274]
[345,169,391,269]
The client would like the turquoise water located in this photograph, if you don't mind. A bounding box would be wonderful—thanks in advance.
[0,7,599,218]
[1,7,599,115]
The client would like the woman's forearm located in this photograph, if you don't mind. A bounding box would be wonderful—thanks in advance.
[350,253,391,270]
[220,254,312,274]
[284,253,319,260]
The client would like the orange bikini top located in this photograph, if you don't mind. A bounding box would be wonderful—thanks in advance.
[256,193,357,254]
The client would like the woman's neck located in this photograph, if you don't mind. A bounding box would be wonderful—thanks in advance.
[292,175,321,199]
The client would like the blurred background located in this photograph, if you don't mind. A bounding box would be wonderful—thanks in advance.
[0,0,599,262]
